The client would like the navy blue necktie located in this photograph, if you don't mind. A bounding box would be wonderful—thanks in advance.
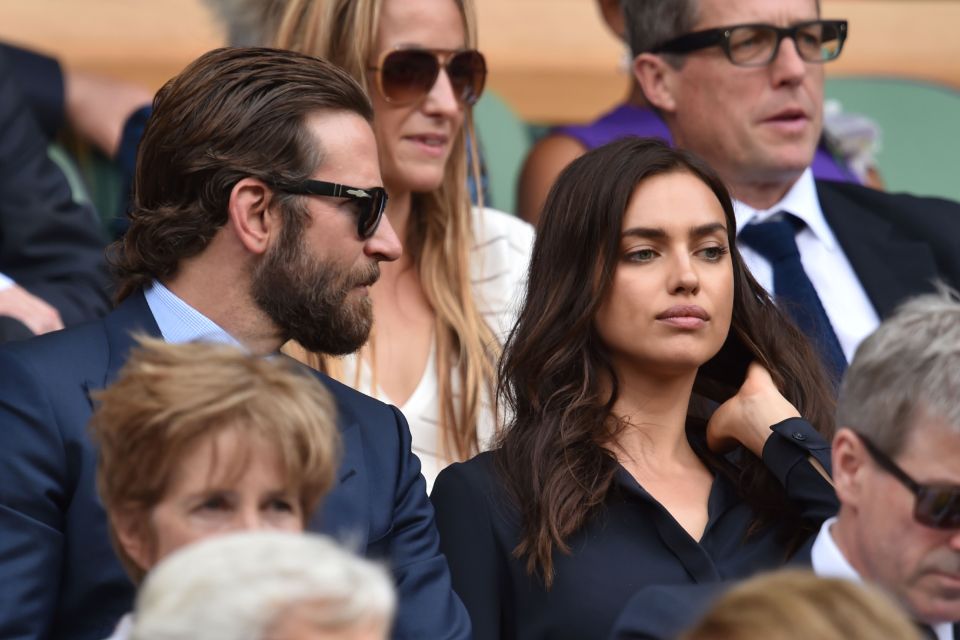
[738,213,847,383]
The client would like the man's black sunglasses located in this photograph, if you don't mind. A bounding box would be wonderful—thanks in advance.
[652,19,848,67]
[275,180,388,240]
[858,432,960,529]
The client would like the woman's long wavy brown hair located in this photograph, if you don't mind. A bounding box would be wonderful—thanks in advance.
[496,137,836,587]
[275,0,497,463]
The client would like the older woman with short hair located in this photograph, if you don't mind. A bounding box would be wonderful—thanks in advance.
[90,337,341,637]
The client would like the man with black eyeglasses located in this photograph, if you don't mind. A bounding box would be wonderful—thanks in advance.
[609,289,960,640]
[0,47,472,640]
[625,0,960,385]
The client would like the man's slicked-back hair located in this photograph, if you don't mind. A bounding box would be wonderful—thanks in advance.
[621,0,821,61]
[110,46,374,301]
[837,286,960,456]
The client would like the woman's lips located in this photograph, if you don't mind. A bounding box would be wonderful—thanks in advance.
[656,305,710,329]
[404,134,449,158]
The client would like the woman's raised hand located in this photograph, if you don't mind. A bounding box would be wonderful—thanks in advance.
[706,362,801,456]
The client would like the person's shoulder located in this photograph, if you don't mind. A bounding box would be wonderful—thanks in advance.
[0,316,109,379]
[305,365,397,421]
[817,179,960,215]
[471,207,535,251]
[434,450,499,498]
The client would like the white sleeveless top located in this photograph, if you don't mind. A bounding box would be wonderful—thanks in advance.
[338,208,534,492]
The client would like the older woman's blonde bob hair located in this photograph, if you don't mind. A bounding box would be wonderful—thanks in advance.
[90,337,341,583]
[680,570,922,640]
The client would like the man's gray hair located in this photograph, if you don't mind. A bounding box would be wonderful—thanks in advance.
[621,0,700,60]
[837,286,960,456]
[130,532,395,640]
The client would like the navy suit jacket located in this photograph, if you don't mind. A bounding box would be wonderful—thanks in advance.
[0,291,470,640]
[816,180,960,319]
[0,46,110,329]
[608,542,960,639]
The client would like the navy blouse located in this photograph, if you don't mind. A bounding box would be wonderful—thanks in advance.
[431,418,838,640]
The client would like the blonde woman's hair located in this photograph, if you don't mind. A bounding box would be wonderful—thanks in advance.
[131,531,395,640]
[276,0,498,463]
[680,570,922,640]
[90,336,340,583]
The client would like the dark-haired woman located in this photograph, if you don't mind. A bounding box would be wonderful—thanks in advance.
[431,137,839,640]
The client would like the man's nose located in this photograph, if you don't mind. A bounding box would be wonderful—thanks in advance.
[365,212,402,262]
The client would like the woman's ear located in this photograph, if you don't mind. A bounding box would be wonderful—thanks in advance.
[633,53,679,114]
[111,509,155,573]
[227,177,281,256]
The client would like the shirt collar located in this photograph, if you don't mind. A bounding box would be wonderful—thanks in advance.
[810,517,861,581]
[811,517,954,640]
[733,168,837,251]
[143,280,243,348]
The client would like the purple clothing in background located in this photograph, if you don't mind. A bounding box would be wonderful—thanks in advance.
[553,103,859,184]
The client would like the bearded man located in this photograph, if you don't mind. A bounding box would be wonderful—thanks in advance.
[0,47,470,640]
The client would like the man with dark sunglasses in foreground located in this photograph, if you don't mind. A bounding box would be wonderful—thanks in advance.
[610,288,960,639]
[820,287,960,639]
[0,47,472,640]
[625,0,960,384]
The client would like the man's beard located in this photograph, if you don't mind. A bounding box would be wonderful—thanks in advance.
[251,220,379,356]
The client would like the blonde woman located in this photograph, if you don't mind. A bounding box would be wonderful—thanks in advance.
[277,0,534,489]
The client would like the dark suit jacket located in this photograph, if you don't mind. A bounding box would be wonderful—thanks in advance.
[816,180,960,319]
[0,291,470,640]
[608,541,960,640]
[0,47,110,328]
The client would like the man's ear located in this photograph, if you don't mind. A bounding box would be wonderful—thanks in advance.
[633,53,679,114]
[227,177,281,256]
[832,427,868,507]
[111,509,154,573]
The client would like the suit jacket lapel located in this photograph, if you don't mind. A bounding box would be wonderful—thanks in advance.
[311,419,368,549]
[84,290,162,409]
[817,181,940,318]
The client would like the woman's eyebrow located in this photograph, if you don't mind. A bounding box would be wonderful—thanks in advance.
[621,226,666,240]
[621,222,727,240]
[690,222,727,239]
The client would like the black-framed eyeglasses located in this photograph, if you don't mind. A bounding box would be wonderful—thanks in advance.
[275,180,387,240]
[652,19,848,67]
[857,432,960,529]
[368,47,487,106]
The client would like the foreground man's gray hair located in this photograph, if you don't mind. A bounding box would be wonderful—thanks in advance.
[130,531,396,640]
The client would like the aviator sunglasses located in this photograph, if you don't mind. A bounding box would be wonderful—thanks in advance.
[275,180,388,240]
[858,432,960,529]
[369,48,487,106]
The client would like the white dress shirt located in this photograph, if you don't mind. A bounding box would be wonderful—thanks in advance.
[734,169,880,363]
[811,517,954,640]
[0,272,12,291]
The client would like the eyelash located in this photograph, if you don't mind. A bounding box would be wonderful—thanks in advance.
[267,498,295,512]
[623,245,729,263]
[699,246,729,261]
